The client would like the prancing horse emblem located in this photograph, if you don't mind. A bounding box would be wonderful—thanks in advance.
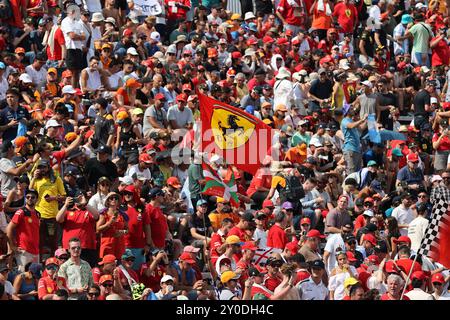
[218,115,245,139]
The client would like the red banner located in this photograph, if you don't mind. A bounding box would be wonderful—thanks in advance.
[199,93,274,175]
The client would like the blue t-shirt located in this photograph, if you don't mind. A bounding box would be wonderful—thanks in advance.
[0,106,30,143]
[341,117,361,153]
[396,166,424,185]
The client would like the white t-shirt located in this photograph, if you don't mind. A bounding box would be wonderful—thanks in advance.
[25,65,47,88]
[0,158,16,197]
[167,105,193,128]
[328,267,358,300]
[0,76,8,101]
[126,164,152,181]
[391,205,415,236]
[407,216,429,252]
[253,228,268,248]
[61,17,84,50]
[324,234,345,275]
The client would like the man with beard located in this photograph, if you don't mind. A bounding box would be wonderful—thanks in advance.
[80,56,108,94]
[208,198,237,232]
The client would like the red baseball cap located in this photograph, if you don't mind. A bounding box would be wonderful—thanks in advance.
[182,83,192,91]
[277,37,288,45]
[179,252,196,264]
[300,217,311,225]
[393,236,411,244]
[306,229,326,239]
[45,257,60,266]
[124,185,135,193]
[262,36,274,44]
[246,38,258,46]
[262,199,274,208]
[176,93,188,102]
[411,271,427,281]
[384,260,399,273]
[155,93,166,100]
[443,102,450,110]
[167,176,182,188]
[363,234,377,246]
[285,241,298,255]
[231,51,242,59]
[407,153,419,162]
[346,251,357,262]
[367,255,379,265]
[123,28,133,37]
[241,241,258,251]
[364,197,374,203]
[139,153,153,164]
[431,273,445,284]
[292,38,300,45]
[98,254,117,265]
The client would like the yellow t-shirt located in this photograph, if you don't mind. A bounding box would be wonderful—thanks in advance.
[208,212,236,231]
[271,175,286,189]
[33,176,66,219]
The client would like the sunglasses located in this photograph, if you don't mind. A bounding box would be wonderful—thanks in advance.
[58,255,69,260]
[70,246,81,251]
[88,292,100,297]
[109,196,119,201]
[364,203,373,206]
[433,282,443,286]
[102,282,113,287]
[125,257,135,262]
[418,195,427,198]
[347,240,357,245]
[123,192,133,196]
[46,265,58,270]
[26,195,37,200]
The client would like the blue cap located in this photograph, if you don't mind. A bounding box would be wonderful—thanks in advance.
[392,148,403,157]
[245,105,255,115]
[148,187,165,199]
[401,14,413,25]
[121,249,135,260]
[248,22,257,32]
[0,62,5,69]
[367,160,378,167]
[231,31,240,40]
[65,104,74,113]
[29,263,43,278]
[196,199,208,206]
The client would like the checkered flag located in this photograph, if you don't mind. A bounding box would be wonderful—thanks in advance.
[417,186,450,268]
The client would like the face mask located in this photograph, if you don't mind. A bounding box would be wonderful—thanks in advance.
[166,285,173,292]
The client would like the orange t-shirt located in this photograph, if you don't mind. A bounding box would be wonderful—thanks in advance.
[312,4,332,30]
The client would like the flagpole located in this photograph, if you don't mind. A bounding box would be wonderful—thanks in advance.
[399,251,420,300]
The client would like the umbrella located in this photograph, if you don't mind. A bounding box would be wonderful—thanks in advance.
[362,129,407,142]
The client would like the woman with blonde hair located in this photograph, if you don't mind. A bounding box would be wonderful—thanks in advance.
[273,263,299,300]
[328,251,358,300]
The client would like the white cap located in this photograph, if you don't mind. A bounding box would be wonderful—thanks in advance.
[177,295,189,300]
[363,210,374,217]
[91,12,105,22]
[45,119,62,129]
[127,47,139,56]
[421,66,430,73]
[415,2,425,9]
[127,14,139,24]
[218,38,227,44]
[362,80,373,88]
[62,85,76,94]
[166,45,177,54]
[339,59,350,70]
[160,275,174,283]
[431,97,438,104]
[19,73,32,83]
[431,175,443,183]
[150,31,161,42]
[119,176,134,185]
[244,12,256,20]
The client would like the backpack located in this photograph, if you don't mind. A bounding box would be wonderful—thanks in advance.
[0,0,12,20]
[277,173,305,203]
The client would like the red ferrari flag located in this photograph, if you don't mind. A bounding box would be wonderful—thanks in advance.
[199,93,274,175]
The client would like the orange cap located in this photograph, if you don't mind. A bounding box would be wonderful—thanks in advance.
[62,70,73,78]
[125,78,142,89]
[15,47,25,54]
[65,132,77,143]
[167,176,182,188]
[14,136,28,150]
[116,111,129,121]
[45,257,60,266]
[99,274,114,284]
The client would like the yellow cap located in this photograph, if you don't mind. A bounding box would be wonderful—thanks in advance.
[225,235,241,245]
[116,111,129,121]
[344,277,359,288]
[132,108,144,115]
[216,197,225,203]
[230,13,241,20]
[65,132,78,142]
[275,104,288,112]
[262,118,273,125]
[221,270,238,283]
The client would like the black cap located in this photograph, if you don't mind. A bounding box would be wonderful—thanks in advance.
[254,68,266,76]
[343,234,356,243]
[95,97,108,109]
[306,157,317,165]
[310,259,325,269]
[96,145,112,154]
[66,148,84,160]
[318,123,327,129]
[64,167,80,177]
[253,86,263,95]
[0,264,10,273]
[366,223,378,232]
[416,202,428,212]
[355,198,365,207]
[148,188,165,199]
[248,267,261,277]
[374,241,388,253]
[241,211,255,222]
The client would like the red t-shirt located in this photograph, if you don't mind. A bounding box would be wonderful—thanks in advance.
[210,232,225,266]
[432,133,450,151]
[332,3,358,33]
[117,266,140,285]
[247,78,269,92]
[354,214,366,235]
[267,224,288,249]
[264,274,282,292]
[145,204,168,248]
[124,206,150,248]
[295,270,310,284]
[139,263,165,292]
[277,0,303,26]
[246,168,272,197]
[431,37,450,66]
[61,209,97,250]
[47,27,66,61]
[11,208,40,255]
[227,226,246,242]
[6,0,26,29]
[395,258,422,275]
[380,293,410,300]
[251,285,272,298]
[165,0,190,21]
[91,267,103,285]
